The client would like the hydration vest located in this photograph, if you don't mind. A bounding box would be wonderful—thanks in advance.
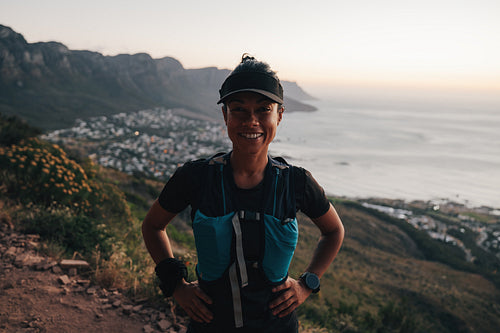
[192,152,299,328]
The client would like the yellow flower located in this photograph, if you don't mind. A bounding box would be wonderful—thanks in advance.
[42,168,50,174]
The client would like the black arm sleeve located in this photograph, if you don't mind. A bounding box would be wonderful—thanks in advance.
[295,167,331,219]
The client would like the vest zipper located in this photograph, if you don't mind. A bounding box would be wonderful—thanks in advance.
[273,168,279,216]
[220,164,226,214]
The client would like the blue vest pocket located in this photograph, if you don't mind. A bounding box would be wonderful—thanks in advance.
[262,215,298,283]
[193,210,235,281]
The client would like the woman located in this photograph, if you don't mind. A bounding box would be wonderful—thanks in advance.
[142,55,344,332]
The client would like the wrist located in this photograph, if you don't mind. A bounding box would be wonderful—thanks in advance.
[155,258,188,297]
[299,272,320,294]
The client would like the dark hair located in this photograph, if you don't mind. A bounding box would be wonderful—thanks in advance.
[222,54,283,111]
[231,54,279,79]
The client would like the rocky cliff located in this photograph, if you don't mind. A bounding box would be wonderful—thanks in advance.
[0,24,316,130]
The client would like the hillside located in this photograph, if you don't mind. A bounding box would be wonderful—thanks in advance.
[0,24,317,131]
[296,200,500,332]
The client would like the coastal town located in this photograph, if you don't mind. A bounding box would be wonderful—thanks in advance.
[42,107,500,267]
[362,201,500,264]
[42,107,231,179]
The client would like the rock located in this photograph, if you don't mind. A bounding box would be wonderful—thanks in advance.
[157,319,172,331]
[101,304,113,310]
[14,253,29,267]
[143,324,154,333]
[122,304,134,315]
[58,275,71,285]
[112,300,122,308]
[14,253,44,268]
[26,240,38,249]
[52,265,63,274]
[4,246,17,258]
[133,304,143,312]
[86,287,97,295]
[76,279,91,286]
[59,259,90,269]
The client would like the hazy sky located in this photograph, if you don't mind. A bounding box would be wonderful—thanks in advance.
[1,0,499,94]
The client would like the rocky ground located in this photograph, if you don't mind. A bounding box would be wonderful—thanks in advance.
[0,223,188,333]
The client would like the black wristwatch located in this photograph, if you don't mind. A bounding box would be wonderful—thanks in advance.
[300,272,320,293]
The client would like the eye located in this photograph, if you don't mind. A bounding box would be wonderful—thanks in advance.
[258,106,272,113]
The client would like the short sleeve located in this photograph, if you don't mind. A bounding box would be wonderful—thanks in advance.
[158,163,195,213]
[295,167,330,219]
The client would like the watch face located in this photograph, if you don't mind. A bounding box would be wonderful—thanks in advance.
[305,273,320,290]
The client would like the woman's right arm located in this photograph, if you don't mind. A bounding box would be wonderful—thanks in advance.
[142,199,177,264]
[142,199,213,323]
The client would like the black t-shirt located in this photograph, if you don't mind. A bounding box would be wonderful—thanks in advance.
[158,156,330,220]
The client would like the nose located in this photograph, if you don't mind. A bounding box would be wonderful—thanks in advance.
[242,110,259,126]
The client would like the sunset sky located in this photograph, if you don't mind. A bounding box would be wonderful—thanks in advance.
[1,0,499,94]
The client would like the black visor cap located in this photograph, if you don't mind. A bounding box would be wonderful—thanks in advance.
[217,71,284,104]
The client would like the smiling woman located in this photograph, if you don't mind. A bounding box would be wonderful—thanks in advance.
[142,54,344,332]
[222,93,283,170]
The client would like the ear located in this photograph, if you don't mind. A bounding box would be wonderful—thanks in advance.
[277,106,284,125]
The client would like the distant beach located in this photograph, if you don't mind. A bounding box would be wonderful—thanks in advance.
[270,95,500,209]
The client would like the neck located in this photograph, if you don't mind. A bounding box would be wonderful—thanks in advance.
[230,150,268,189]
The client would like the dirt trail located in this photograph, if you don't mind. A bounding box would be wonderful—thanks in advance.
[0,224,187,333]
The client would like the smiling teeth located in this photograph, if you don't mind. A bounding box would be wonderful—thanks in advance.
[241,133,262,139]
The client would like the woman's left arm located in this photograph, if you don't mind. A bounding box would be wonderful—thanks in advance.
[269,203,345,317]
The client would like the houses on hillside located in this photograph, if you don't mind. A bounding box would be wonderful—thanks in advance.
[42,107,231,180]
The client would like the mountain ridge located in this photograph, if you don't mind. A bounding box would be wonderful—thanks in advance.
[0,24,316,131]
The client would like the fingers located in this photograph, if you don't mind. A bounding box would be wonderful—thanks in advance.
[174,283,213,323]
[270,291,298,318]
[188,296,213,323]
[269,277,309,318]
[194,287,213,305]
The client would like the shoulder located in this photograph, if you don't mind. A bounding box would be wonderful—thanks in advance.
[175,152,228,175]
[269,155,308,181]
[271,157,329,219]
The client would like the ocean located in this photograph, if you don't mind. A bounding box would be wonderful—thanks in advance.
[269,92,500,209]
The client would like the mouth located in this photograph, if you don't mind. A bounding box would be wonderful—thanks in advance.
[239,133,264,139]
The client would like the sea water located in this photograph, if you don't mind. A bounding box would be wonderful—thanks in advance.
[269,94,500,209]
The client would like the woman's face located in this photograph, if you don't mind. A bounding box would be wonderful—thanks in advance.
[223,91,283,156]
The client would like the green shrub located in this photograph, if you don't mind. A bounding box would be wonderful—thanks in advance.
[0,113,41,146]
[18,205,112,257]
[0,138,102,214]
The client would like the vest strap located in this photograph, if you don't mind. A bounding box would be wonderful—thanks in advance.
[232,212,248,287]
[229,263,244,328]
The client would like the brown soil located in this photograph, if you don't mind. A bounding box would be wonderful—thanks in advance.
[0,225,187,333]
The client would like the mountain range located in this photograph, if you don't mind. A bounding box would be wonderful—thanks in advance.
[0,24,316,131]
